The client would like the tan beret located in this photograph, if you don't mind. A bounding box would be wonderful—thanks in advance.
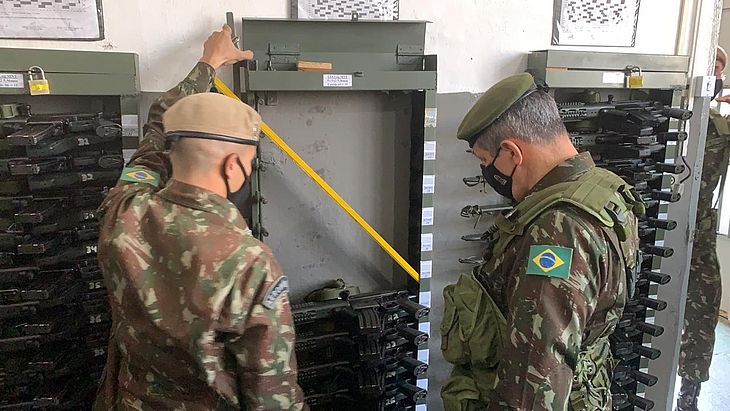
[163,93,261,144]
[718,46,728,68]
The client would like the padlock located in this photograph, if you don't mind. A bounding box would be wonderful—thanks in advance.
[28,66,50,96]
[627,66,644,89]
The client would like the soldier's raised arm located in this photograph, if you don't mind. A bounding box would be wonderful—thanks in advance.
[118,25,252,189]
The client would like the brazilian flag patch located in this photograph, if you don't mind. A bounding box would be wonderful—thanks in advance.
[526,245,573,279]
[119,167,160,187]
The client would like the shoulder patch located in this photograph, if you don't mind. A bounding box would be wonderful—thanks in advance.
[262,276,289,310]
[119,167,160,187]
[526,245,573,279]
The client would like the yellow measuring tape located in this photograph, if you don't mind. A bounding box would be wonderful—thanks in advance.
[214,78,420,282]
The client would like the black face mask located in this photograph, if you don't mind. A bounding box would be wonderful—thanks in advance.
[481,148,517,201]
[715,78,724,98]
[223,157,251,215]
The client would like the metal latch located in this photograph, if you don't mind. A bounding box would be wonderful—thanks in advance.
[397,44,424,65]
[268,43,301,68]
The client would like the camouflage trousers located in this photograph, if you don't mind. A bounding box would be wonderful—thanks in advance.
[679,210,723,383]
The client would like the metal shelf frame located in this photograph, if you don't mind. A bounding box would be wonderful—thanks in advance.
[230,17,436,409]
[529,49,693,411]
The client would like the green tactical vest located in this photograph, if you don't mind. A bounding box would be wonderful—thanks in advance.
[441,166,643,411]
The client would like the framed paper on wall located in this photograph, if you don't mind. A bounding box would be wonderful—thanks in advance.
[0,0,104,40]
[552,0,641,47]
[292,0,399,21]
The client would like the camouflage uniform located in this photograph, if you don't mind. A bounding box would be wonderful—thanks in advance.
[94,62,306,411]
[679,108,729,383]
[443,153,639,411]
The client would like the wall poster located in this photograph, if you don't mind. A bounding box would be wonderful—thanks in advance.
[552,0,641,47]
[0,0,104,40]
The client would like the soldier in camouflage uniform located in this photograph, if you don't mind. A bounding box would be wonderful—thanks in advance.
[677,47,730,411]
[441,74,642,411]
[94,25,306,410]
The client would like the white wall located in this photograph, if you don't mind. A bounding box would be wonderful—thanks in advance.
[0,0,684,94]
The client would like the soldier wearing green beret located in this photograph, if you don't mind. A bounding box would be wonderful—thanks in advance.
[440,73,643,411]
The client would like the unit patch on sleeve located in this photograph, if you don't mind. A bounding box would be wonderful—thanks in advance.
[119,167,160,187]
[262,276,289,310]
[526,245,573,279]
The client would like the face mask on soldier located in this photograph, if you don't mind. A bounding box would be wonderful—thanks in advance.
[715,77,725,98]
[223,156,252,215]
[481,148,517,201]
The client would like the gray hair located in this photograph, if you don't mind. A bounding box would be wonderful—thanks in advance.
[474,91,567,154]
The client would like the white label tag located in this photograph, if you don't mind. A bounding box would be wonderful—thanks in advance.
[323,74,353,88]
[422,207,434,226]
[417,349,429,364]
[424,141,436,160]
[417,378,429,390]
[422,175,435,194]
[418,322,431,335]
[425,108,437,128]
[421,233,433,252]
[602,72,624,84]
[0,73,24,88]
[419,291,431,308]
[420,260,432,279]
[121,114,139,137]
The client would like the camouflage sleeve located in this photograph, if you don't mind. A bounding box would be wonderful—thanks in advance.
[222,249,306,411]
[120,62,216,188]
[486,207,610,411]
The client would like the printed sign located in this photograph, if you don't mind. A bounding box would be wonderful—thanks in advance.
[323,74,353,88]
[0,73,23,88]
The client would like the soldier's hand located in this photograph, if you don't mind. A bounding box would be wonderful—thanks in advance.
[199,24,254,69]
[716,95,730,104]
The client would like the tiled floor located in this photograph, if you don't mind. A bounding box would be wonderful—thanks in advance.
[672,317,730,410]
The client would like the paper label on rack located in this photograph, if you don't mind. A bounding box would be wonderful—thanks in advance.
[424,141,436,160]
[418,349,429,364]
[602,72,624,84]
[419,291,431,308]
[423,175,435,194]
[121,115,139,137]
[422,207,434,226]
[0,73,23,88]
[323,74,352,87]
[421,233,433,252]
[418,322,431,335]
[425,108,437,128]
[420,260,432,279]
[417,379,429,390]
[416,404,428,411]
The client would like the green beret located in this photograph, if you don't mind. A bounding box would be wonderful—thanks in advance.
[457,73,537,147]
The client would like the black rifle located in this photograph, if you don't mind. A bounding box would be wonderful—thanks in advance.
[6,113,117,146]
[26,132,121,157]
[28,169,120,191]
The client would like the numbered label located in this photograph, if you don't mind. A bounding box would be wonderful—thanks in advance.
[88,280,103,290]
[77,137,90,146]
[85,244,98,254]
[80,173,94,182]
[89,314,103,324]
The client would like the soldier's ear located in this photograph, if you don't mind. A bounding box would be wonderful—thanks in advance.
[500,139,524,167]
[222,154,240,179]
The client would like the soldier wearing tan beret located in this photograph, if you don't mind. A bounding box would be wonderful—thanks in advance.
[94,25,307,411]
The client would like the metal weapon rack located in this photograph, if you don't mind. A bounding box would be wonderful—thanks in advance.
[528,50,691,411]
[228,15,436,411]
[0,48,139,409]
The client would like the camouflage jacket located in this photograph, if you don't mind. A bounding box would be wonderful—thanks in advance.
[696,108,730,224]
[94,63,306,411]
[476,153,631,411]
